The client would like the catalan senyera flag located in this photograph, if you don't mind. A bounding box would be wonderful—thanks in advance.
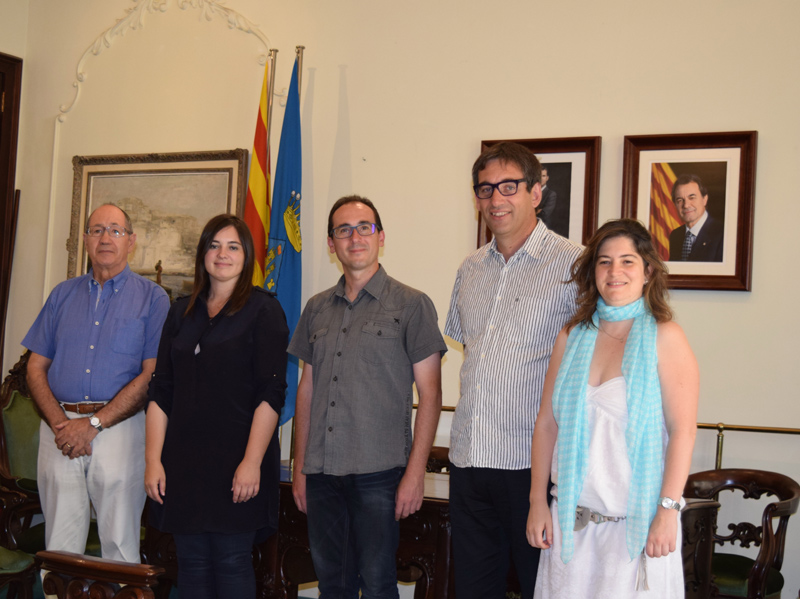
[649,163,682,261]
[266,57,302,426]
[244,61,271,287]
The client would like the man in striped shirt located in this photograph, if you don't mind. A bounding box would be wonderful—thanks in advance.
[445,142,582,599]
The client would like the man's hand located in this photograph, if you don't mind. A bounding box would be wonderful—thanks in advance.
[53,418,97,459]
[292,471,308,514]
[395,470,424,520]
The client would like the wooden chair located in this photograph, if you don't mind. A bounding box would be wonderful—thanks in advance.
[0,545,36,599]
[36,550,165,599]
[682,497,721,599]
[0,351,42,552]
[685,468,800,599]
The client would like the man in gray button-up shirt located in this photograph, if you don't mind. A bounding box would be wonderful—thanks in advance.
[288,195,446,598]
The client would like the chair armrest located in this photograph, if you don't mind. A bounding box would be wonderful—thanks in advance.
[36,551,164,596]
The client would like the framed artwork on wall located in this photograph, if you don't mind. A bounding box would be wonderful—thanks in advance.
[621,131,757,291]
[68,149,248,296]
[477,136,601,247]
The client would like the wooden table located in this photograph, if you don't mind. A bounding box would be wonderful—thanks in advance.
[262,464,453,599]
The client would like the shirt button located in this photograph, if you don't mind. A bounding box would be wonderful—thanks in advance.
[86,369,91,373]
[377,330,382,336]
[89,345,95,350]
[489,325,494,330]
[337,352,342,357]
[84,396,89,400]
[333,376,338,382]
[95,321,100,326]
[481,353,485,358]
[331,401,336,407]
[476,384,481,390]
[328,427,333,432]
[342,327,347,333]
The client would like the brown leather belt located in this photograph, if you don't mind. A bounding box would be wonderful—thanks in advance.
[61,402,107,414]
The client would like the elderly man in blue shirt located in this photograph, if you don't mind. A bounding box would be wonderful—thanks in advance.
[23,203,169,563]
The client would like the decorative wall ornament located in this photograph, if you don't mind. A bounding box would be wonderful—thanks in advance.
[59,0,270,119]
[43,0,270,300]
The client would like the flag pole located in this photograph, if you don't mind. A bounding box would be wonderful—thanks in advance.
[287,45,305,468]
[266,49,278,145]
[295,46,305,95]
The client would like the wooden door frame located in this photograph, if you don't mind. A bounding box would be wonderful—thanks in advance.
[0,52,23,371]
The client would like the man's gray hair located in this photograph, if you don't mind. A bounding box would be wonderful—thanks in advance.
[86,203,134,233]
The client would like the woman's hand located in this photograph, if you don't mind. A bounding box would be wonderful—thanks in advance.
[232,459,261,503]
[645,507,678,557]
[145,461,166,504]
[526,501,553,549]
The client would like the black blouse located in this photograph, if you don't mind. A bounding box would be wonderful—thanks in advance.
[148,287,289,536]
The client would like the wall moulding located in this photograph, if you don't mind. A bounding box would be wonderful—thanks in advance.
[44,0,271,300]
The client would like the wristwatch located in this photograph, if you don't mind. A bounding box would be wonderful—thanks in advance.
[89,416,104,433]
[659,496,680,511]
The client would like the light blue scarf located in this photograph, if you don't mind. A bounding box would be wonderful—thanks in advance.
[551,297,663,562]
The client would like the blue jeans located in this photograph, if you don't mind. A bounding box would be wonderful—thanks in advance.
[173,530,257,599]
[306,468,404,599]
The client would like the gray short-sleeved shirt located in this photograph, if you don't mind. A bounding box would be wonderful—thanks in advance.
[288,265,447,476]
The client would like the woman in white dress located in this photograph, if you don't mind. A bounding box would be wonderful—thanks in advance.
[526,219,699,598]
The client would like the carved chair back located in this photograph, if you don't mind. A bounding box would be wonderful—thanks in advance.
[685,468,800,598]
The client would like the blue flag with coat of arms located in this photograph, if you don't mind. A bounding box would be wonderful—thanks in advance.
[265,57,302,426]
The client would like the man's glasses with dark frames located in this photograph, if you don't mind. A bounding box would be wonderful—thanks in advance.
[330,223,380,239]
[473,178,527,200]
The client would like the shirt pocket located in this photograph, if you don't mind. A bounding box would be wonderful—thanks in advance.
[358,320,400,365]
[111,317,145,356]
[508,297,558,349]
[309,327,329,366]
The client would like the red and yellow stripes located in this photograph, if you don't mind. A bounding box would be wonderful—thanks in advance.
[649,163,681,261]
[244,62,271,287]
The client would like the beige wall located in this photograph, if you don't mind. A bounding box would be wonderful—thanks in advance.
[2,0,799,594]
[0,0,27,58]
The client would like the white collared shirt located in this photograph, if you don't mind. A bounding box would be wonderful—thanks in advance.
[445,222,582,470]
[685,209,709,237]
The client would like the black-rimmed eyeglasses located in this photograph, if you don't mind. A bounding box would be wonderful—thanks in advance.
[330,223,380,239]
[473,178,527,200]
[85,225,131,238]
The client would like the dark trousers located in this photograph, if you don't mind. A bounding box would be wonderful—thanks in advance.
[306,468,404,599]
[173,530,257,599]
[449,465,541,599]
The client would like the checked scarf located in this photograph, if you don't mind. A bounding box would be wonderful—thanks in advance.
[551,297,663,563]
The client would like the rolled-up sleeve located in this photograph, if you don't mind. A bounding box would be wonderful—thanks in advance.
[253,296,289,415]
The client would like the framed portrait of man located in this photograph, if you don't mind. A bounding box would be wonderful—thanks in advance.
[622,131,757,291]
